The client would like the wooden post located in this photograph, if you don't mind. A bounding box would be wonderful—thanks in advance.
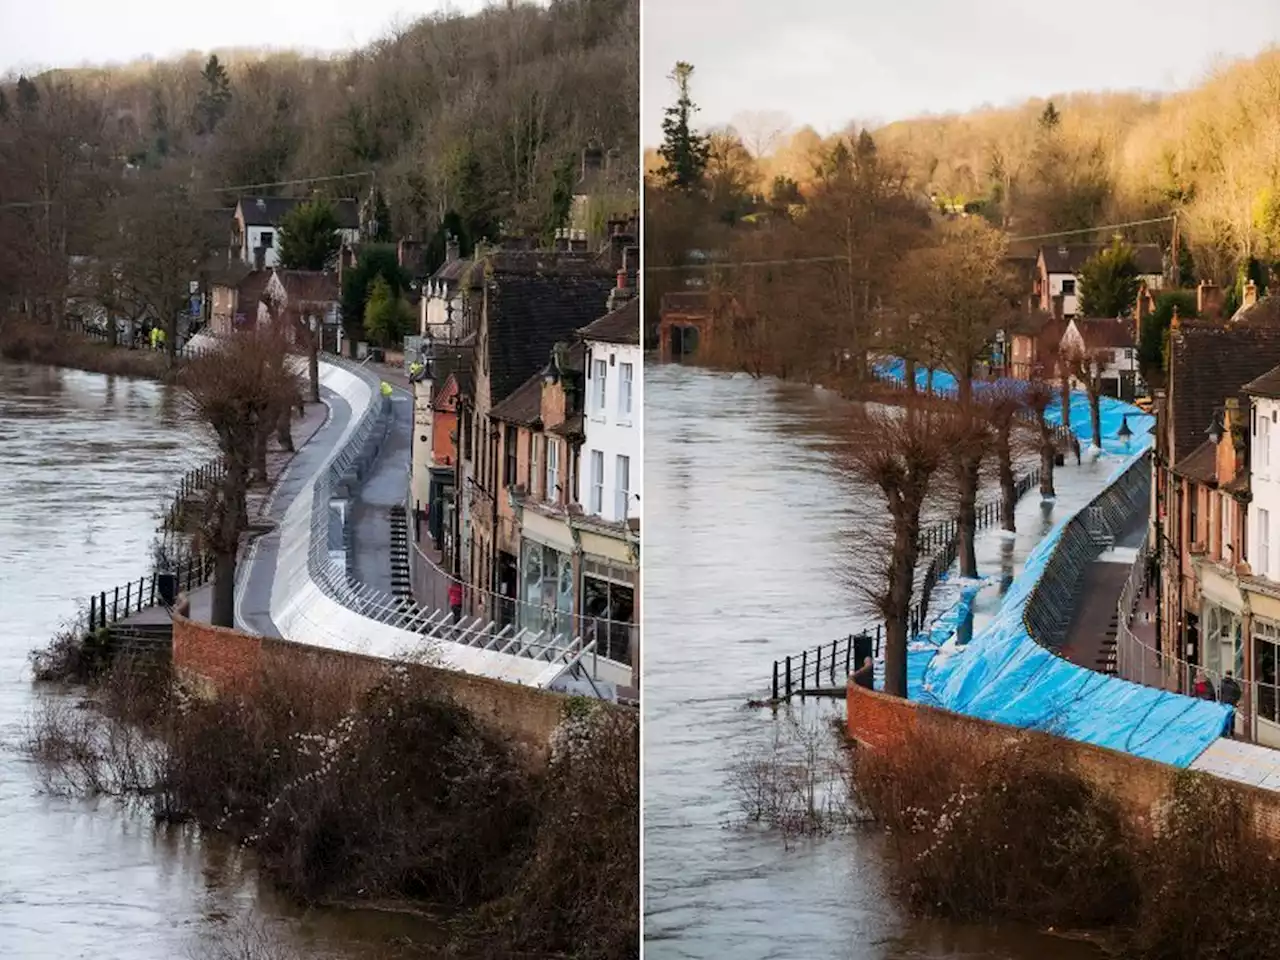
[876,624,881,658]
[125,581,132,613]
[845,636,852,675]
[112,585,119,622]
[149,574,156,606]
[138,576,145,611]
[99,591,107,629]
[89,595,96,632]
[772,661,779,701]
[785,655,793,698]
[800,649,808,695]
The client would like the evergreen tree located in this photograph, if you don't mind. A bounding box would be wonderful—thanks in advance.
[15,75,39,112]
[1078,238,1139,317]
[195,55,232,134]
[657,61,710,192]
[1039,100,1061,131]
[278,198,342,270]
[363,274,414,346]
[341,244,411,345]
[0,90,8,121]
[1140,290,1198,380]
[371,189,392,242]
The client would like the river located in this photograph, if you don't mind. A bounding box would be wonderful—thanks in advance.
[642,364,1105,960]
[0,361,434,960]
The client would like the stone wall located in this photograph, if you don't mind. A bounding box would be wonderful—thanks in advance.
[173,614,569,768]
[846,680,1280,834]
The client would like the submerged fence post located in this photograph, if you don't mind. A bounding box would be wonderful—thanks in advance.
[785,655,793,698]
[772,661,779,701]
[800,649,808,694]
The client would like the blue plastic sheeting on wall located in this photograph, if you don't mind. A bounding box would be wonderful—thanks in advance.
[872,578,983,700]
[869,357,1232,767]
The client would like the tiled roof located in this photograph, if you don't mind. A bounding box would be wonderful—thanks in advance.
[1232,295,1280,325]
[236,196,360,230]
[1074,317,1135,350]
[549,411,584,438]
[489,372,544,426]
[1040,242,1164,276]
[1173,439,1217,485]
[431,256,476,284]
[236,271,270,311]
[1169,319,1280,464]
[579,298,639,345]
[484,267,613,405]
[1009,308,1057,336]
[1243,361,1280,399]
[274,269,340,305]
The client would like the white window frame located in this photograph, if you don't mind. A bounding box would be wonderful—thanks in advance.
[590,449,604,515]
[1261,415,1272,478]
[1259,507,1271,578]
[545,439,559,504]
[619,362,634,422]
[530,433,540,499]
[593,359,608,417]
[615,454,630,521]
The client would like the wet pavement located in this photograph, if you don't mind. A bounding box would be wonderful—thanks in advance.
[350,384,413,594]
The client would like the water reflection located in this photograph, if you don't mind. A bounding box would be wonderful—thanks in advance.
[643,364,1103,960]
[0,360,440,960]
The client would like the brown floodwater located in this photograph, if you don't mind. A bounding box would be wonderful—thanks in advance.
[642,364,1107,960]
[0,360,447,959]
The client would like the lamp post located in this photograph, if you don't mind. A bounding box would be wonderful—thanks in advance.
[1119,414,1132,450]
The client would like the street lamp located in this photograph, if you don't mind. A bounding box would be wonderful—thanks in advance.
[1119,414,1132,449]
[1208,413,1224,446]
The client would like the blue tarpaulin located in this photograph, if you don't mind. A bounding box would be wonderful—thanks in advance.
[870,357,1232,768]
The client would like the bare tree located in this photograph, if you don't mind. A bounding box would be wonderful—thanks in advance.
[839,397,959,697]
[731,109,792,158]
[981,381,1030,534]
[1025,379,1061,500]
[180,325,302,626]
[893,218,1019,577]
[1063,341,1105,452]
[102,177,222,364]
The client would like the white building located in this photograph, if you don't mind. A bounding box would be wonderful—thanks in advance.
[1247,376,1280,581]
[1037,243,1164,318]
[577,299,641,526]
[1060,316,1143,401]
[231,197,361,269]
[419,236,473,342]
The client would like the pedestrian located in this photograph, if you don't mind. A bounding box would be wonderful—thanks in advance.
[1192,670,1217,701]
[448,581,462,623]
[380,380,393,399]
[1071,433,1082,465]
[1221,671,1242,707]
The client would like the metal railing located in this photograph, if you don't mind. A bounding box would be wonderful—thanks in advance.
[302,355,609,676]
[769,468,1042,699]
[84,554,215,632]
[1022,453,1151,651]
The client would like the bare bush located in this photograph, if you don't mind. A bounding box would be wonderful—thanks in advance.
[853,716,1138,926]
[728,714,858,840]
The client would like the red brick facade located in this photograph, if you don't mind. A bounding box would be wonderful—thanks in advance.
[172,614,574,767]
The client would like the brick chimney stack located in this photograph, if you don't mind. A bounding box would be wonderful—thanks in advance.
[445,233,460,263]
[1244,279,1259,310]
[1197,279,1222,320]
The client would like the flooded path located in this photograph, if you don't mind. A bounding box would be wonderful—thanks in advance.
[0,360,436,959]
[642,364,1105,960]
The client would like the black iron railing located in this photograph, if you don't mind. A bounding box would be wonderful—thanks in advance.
[84,553,216,632]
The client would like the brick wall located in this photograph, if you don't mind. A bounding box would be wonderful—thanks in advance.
[173,615,568,768]
[847,681,1280,832]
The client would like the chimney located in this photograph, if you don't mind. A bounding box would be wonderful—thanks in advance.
[581,143,605,182]
[569,228,588,253]
[553,228,570,253]
[1197,279,1221,319]
[253,246,265,270]
[1171,305,1181,334]
[445,232,460,263]
[1244,279,1259,309]
[606,247,636,311]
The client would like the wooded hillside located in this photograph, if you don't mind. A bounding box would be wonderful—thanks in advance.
[0,0,638,313]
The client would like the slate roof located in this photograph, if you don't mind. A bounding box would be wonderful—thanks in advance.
[579,298,639,345]
[235,271,270,312]
[1232,295,1280,325]
[236,196,360,230]
[483,266,613,405]
[1040,242,1164,276]
[1074,317,1136,350]
[1168,319,1280,464]
[489,373,544,426]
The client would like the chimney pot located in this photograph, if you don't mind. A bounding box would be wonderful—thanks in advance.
[1245,279,1259,309]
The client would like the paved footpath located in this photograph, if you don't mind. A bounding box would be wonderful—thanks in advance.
[120,397,333,631]
[349,376,413,595]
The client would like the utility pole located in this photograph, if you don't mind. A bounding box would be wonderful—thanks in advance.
[1170,210,1180,287]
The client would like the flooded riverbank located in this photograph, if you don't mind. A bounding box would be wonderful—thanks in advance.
[642,364,1106,960]
[0,360,444,959]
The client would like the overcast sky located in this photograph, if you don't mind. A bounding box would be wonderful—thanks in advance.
[643,0,1280,145]
[0,0,492,74]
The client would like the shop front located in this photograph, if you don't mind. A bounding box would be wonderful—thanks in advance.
[518,509,577,639]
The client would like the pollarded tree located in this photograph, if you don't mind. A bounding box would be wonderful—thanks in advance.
[841,396,961,698]
[657,62,710,192]
[894,217,1020,576]
[278,198,342,271]
[181,325,302,627]
[1078,237,1140,317]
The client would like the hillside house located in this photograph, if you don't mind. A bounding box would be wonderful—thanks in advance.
[1037,243,1165,318]
[230,197,360,269]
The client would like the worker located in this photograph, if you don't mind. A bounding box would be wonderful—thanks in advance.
[380,380,393,398]
[149,327,160,351]
[408,360,424,381]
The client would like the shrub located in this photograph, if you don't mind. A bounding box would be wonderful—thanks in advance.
[852,716,1138,926]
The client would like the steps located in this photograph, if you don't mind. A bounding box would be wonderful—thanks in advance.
[389,504,413,601]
